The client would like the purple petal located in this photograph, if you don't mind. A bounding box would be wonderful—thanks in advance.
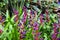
[13,8,18,15]
[21,31,26,34]
[34,27,38,30]
[40,14,44,17]
[23,6,27,10]
[18,23,22,26]
[30,10,34,15]
[22,17,26,23]
[33,22,39,27]
[51,33,57,39]
[53,23,57,27]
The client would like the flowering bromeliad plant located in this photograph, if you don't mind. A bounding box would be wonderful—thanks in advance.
[0,0,60,40]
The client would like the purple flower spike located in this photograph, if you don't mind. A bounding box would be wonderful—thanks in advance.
[53,23,57,27]
[22,17,26,23]
[52,34,57,38]
[40,14,44,17]
[40,14,44,24]
[52,23,59,40]
[33,22,39,27]
[13,8,19,15]
[30,10,34,15]
[23,6,27,11]
[23,13,27,18]
[51,33,58,40]
[18,23,22,26]
[34,27,38,30]
[53,23,58,33]
[33,22,39,30]
[22,6,27,23]
[21,31,26,34]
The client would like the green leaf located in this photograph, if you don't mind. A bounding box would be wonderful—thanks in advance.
[44,33,47,40]
[11,15,16,23]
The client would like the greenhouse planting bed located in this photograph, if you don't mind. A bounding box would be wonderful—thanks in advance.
[0,0,60,40]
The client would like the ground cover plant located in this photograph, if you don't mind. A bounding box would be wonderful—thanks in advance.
[0,0,60,40]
